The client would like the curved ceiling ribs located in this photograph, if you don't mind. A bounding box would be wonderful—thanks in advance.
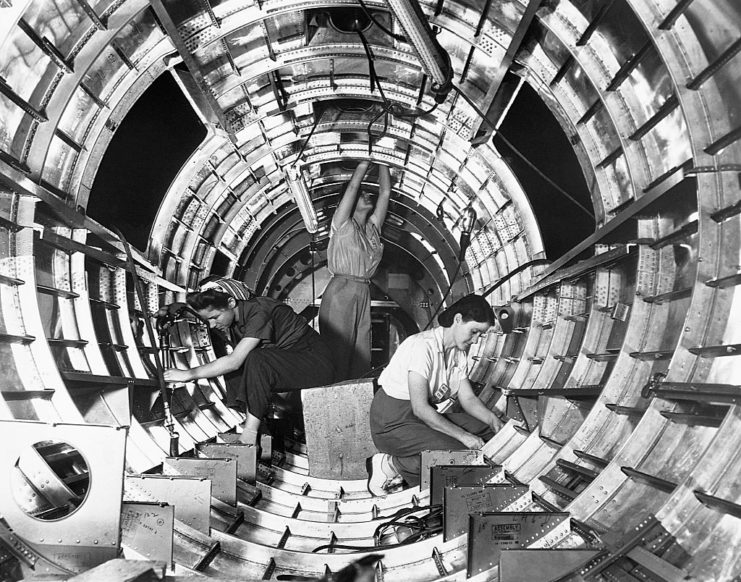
[140,0,545,299]
[0,0,740,580]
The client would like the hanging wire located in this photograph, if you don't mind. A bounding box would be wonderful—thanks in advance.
[309,234,318,328]
[115,227,179,456]
[481,258,550,298]
[294,108,325,162]
[357,0,407,42]
[423,261,462,331]
[356,26,439,154]
[451,83,595,219]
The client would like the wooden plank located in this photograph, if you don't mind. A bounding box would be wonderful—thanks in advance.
[301,380,378,479]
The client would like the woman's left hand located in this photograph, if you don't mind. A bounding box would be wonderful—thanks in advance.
[488,411,506,432]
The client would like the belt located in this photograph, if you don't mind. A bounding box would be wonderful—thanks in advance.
[332,274,370,284]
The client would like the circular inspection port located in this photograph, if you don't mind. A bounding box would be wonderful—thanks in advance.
[12,440,91,521]
[328,8,372,33]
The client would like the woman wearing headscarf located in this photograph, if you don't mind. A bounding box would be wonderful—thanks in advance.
[163,277,334,444]
[366,294,505,495]
[319,160,391,380]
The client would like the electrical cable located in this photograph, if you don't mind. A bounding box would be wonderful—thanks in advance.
[393,101,438,117]
[423,260,462,331]
[496,130,594,218]
[481,258,551,298]
[115,227,179,457]
[357,27,390,154]
[450,83,595,219]
[310,533,428,553]
[312,504,443,553]
[357,0,407,42]
[374,503,442,539]
[310,234,317,328]
[294,108,325,161]
[357,27,439,154]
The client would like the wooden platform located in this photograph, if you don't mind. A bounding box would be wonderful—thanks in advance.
[301,380,378,480]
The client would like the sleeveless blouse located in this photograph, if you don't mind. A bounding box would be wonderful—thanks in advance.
[327,218,383,279]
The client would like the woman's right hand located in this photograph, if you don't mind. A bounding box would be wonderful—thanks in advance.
[164,368,192,383]
[157,302,189,319]
[459,433,485,450]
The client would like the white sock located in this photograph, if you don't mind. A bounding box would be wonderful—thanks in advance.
[382,455,398,478]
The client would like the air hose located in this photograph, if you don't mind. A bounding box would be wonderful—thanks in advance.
[115,227,179,457]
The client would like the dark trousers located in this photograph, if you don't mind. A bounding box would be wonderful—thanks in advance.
[370,389,494,486]
[318,276,371,380]
[225,334,335,419]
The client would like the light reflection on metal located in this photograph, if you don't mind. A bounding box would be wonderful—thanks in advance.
[285,167,319,234]
[385,0,452,103]
[458,205,477,261]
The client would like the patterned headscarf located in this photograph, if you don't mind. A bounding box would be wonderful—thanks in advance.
[197,277,254,300]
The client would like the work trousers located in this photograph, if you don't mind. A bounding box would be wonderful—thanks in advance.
[224,334,335,420]
[369,389,494,486]
[318,275,371,381]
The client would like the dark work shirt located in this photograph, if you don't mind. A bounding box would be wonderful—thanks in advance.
[228,297,314,349]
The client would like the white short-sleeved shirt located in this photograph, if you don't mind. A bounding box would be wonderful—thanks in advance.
[378,327,469,403]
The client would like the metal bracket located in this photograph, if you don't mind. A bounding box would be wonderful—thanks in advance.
[419,449,485,491]
[198,442,257,484]
[120,502,174,568]
[499,549,602,582]
[164,456,237,505]
[505,394,538,432]
[444,485,529,541]
[467,512,571,577]
[564,514,691,581]
[215,432,272,464]
[0,421,126,575]
[125,475,211,535]
[429,464,504,506]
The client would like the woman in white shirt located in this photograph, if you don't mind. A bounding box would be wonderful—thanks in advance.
[367,294,504,495]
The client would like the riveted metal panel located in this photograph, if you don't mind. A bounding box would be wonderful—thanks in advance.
[163,456,237,505]
[444,485,530,541]
[124,474,211,535]
[539,396,595,446]
[430,464,505,506]
[419,449,486,491]
[198,442,257,483]
[0,421,126,573]
[498,549,602,582]
[467,512,571,577]
[120,501,174,567]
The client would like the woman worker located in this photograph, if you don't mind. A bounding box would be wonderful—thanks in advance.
[163,278,335,445]
[366,294,505,495]
[318,160,391,380]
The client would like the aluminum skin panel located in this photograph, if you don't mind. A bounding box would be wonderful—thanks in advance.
[467,512,571,577]
[419,449,486,491]
[124,474,211,535]
[163,456,237,506]
[198,442,257,483]
[429,464,504,506]
[120,501,174,567]
[0,421,126,574]
[443,485,530,541]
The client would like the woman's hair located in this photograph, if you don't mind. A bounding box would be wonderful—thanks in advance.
[186,288,232,311]
[438,294,495,327]
[186,276,253,311]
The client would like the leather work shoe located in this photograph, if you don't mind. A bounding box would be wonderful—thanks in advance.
[366,453,399,496]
